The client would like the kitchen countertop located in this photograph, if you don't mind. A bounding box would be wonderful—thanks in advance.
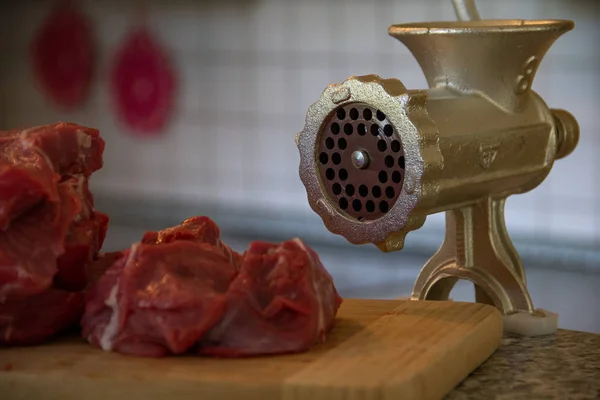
[447,329,600,399]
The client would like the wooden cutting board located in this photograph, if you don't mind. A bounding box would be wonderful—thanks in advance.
[0,299,502,400]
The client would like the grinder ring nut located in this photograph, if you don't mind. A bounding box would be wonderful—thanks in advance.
[317,103,405,222]
[296,75,427,246]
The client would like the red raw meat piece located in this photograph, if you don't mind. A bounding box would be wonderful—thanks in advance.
[110,25,176,135]
[141,216,241,266]
[197,238,342,357]
[0,288,84,345]
[0,123,104,230]
[0,180,80,302]
[53,175,109,291]
[3,122,105,177]
[55,211,110,292]
[82,216,342,358]
[0,149,59,230]
[60,174,94,219]
[94,212,110,252]
[0,123,109,346]
[82,242,237,357]
[86,251,124,285]
[141,216,221,245]
[31,1,94,109]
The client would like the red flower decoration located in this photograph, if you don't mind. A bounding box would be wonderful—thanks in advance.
[31,1,94,109]
[110,25,176,136]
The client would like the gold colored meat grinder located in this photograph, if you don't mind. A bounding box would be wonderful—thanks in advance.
[296,0,579,335]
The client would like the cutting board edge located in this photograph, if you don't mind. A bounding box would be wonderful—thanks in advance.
[0,298,505,400]
[281,299,504,400]
[364,301,503,400]
[427,303,503,400]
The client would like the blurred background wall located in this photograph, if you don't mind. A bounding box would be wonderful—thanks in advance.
[0,0,599,332]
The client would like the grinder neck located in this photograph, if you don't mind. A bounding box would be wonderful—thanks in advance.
[388,19,573,113]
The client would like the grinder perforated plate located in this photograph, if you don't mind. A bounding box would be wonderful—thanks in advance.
[298,75,425,246]
[317,103,405,221]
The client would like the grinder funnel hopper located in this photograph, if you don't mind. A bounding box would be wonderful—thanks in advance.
[389,19,574,112]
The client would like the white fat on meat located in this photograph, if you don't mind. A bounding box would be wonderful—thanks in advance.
[0,267,49,303]
[98,244,139,351]
[76,129,92,149]
[18,129,53,172]
[76,129,91,168]
[99,283,120,351]
[71,174,91,221]
[265,251,297,302]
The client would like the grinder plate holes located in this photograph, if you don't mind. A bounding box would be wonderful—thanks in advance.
[317,103,405,221]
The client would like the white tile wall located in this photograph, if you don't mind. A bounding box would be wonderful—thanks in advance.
[1,0,599,246]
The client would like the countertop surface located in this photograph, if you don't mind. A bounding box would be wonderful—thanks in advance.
[447,329,600,399]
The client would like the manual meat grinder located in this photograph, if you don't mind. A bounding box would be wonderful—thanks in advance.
[296,0,579,335]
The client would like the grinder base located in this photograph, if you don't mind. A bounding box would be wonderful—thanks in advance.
[410,196,556,335]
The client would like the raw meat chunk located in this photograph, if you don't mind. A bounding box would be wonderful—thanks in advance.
[61,174,95,220]
[140,216,221,245]
[87,251,124,285]
[0,122,108,346]
[0,122,103,228]
[198,238,343,357]
[141,216,241,266]
[81,216,248,355]
[0,148,59,230]
[55,211,109,291]
[54,175,109,292]
[82,242,237,357]
[0,288,84,345]
[83,216,342,358]
[0,180,80,302]
[1,122,104,177]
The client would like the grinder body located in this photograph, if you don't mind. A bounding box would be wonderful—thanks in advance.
[414,88,557,215]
